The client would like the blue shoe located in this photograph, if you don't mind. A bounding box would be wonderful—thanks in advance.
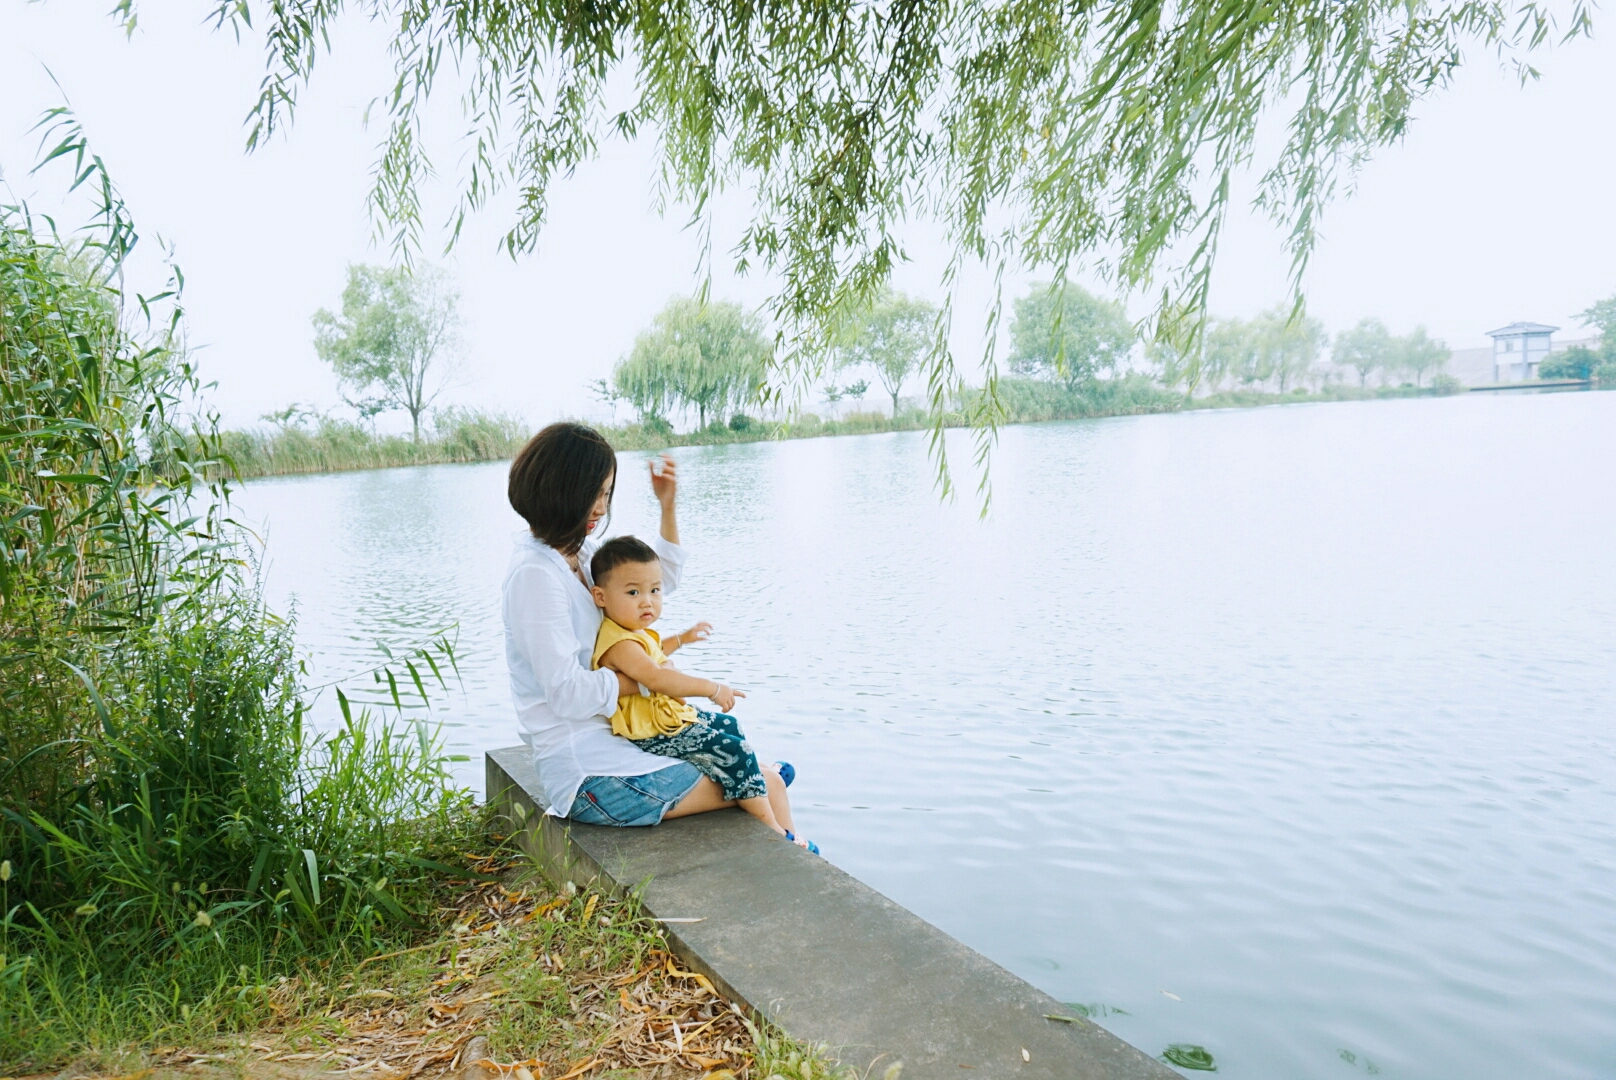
[784,830,819,855]
[773,761,795,787]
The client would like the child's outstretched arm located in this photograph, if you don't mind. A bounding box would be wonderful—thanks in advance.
[599,637,744,712]
[660,621,712,656]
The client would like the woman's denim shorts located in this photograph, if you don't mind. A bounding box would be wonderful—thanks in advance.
[566,762,703,827]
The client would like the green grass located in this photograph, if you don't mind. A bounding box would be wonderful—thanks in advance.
[1,145,483,1075]
[2,834,844,1078]
[0,575,489,1072]
[0,803,486,1070]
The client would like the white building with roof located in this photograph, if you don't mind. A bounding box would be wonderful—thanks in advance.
[1485,321,1558,382]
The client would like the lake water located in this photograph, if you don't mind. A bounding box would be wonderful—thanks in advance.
[234,391,1616,1079]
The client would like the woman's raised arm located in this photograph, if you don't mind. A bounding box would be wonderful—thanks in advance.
[650,454,679,545]
[648,454,687,593]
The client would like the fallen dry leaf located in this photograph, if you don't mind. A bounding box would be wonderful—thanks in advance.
[553,1057,598,1080]
[129,876,765,1080]
[663,956,718,995]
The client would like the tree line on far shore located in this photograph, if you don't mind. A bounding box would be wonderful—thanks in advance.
[592,285,1469,435]
[290,264,1613,444]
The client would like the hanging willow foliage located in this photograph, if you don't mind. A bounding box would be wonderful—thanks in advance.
[180,0,1585,496]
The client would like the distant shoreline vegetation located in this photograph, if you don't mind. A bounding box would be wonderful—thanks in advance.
[221,378,1457,480]
[218,405,528,479]
[258,278,1613,484]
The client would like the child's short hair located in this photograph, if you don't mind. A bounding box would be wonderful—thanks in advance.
[590,535,659,586]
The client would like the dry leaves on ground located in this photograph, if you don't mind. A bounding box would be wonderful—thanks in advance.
[160,872,763,1080]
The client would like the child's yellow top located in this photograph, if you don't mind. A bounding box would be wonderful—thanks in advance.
[590,619,697,740]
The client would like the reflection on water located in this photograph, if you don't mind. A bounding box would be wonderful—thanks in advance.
[236,391,1616,1080]
[1162,1044,1218,1072]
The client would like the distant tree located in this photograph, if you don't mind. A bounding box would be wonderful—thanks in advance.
[1332,318,1394,387]
[839,290,937,416]
[1394,327,1449,386]
[843,379,870,405]
[1233,326,1270,388]
[610,346,677,427]
[1200,319,1257,392]
[1152,309,1320,393]
[1540,344,1599,380]
[312,264,461,441]
[1144,303,1212,391]
[615,297,770,430]
[1571,293,1616,383]
[1008,283,1135,390]
[586,376,625,424]
[260,403,319,430]
[1251,307,1325,392]
[1145,335,1196,390]
[1579,295,1616,348]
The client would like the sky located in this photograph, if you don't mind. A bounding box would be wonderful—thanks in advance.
[2,4,1613,429]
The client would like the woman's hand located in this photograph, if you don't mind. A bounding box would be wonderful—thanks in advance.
[649,454,677,508]
[615,671,642,698]
[707,682,745,713]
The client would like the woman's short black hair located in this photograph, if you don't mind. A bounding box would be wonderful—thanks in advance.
[590,535,659,586]
[508,422,616,555]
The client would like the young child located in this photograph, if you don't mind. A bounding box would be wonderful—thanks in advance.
[588,535,811,848]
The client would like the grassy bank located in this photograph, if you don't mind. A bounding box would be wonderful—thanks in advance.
[229,376,1457,479]
[6,829,833,1079]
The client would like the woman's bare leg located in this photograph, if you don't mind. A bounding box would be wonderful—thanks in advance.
[762,766,795,833]
[663,776,733,819]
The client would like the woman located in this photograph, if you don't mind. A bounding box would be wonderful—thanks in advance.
[502,422,799,832]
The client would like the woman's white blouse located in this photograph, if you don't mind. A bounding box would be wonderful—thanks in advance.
[502,530,687,816]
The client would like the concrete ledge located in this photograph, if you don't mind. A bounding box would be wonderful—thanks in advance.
[486,747,1175,1080]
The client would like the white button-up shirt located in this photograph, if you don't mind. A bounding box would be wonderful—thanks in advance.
[502,529,688,815]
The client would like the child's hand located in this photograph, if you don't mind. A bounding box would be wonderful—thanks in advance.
[662,622,712,655]
[708,683,745,713]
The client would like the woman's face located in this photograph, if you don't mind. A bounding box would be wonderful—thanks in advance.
[585,470,615,535]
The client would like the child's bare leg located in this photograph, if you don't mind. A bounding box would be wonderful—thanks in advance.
[739,794,786,835]
[762,766,796,834]
[655,719,793,837]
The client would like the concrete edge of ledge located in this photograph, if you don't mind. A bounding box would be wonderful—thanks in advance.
[486,747,1177,1080]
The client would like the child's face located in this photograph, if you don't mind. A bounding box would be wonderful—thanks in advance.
[590,560,664,630]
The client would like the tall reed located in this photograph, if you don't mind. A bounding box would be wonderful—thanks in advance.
[218,407,527,478]
[1,123,224,869]
[1,111,482,1073]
